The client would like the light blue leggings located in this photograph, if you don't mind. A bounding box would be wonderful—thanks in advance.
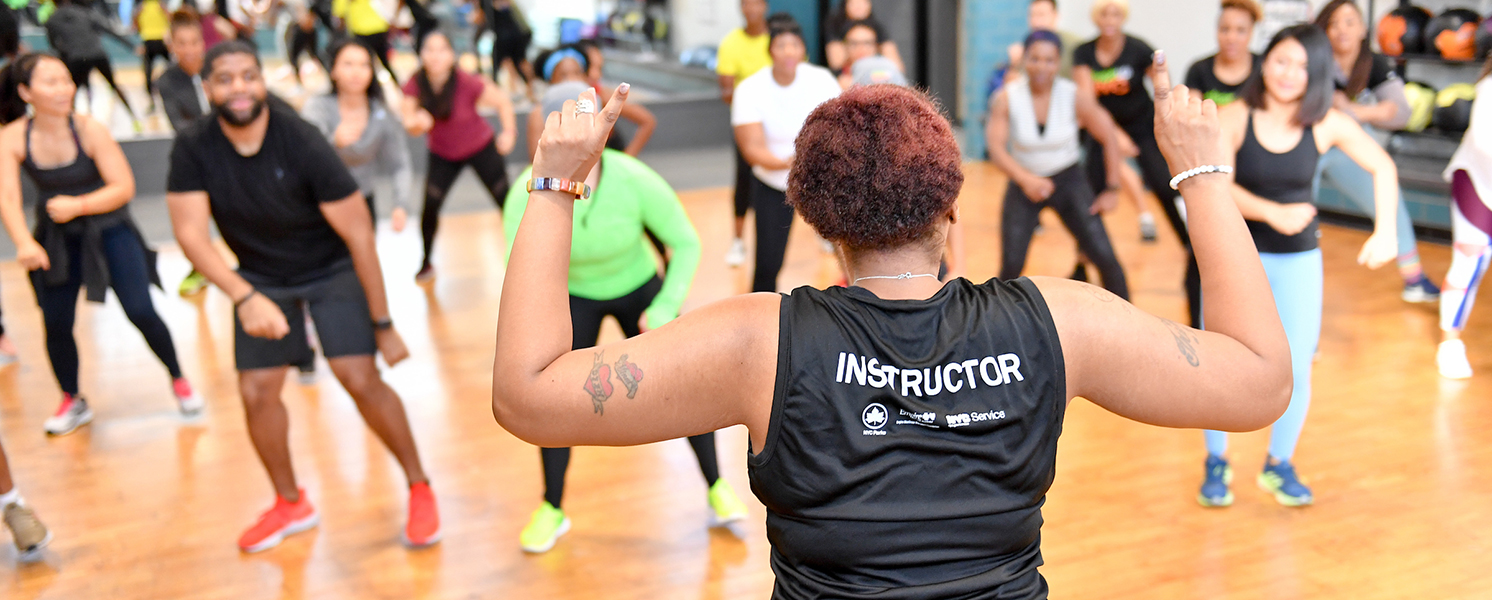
[1205,249,1322,461]
[1313,147,1419,272]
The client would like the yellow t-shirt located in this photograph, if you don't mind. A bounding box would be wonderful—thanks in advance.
[716,28,770,88]
[137,0,169,41]
[333,0,388,36]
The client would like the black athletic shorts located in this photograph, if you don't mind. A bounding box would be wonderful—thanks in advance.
[235,265,376,370]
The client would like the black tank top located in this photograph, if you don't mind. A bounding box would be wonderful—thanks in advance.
[1236,112,1321,253]
[749,277,1066,600]
[22,117,108,205]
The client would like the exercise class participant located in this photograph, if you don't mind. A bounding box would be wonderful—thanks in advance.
[133,0,171,112]
[1074,0,1201,327]
[527,46,654,159]
[1314,0,1440,302]
[1200,25,1398,508]
[283,0,326,86]
[332,0,395,82]
[44,0,139,127]
[716,0,770,268]
[731,14,839,293]
[492,58,1302,598]
[165,41,438,552]
[502,146,748,554]
[822,0,902,74]
[0,53,202,436]
[401,31,516,283]
[1185,0,1262,106]
[302,39,413,232]
[1435,57,1492,379]
[988,31,1129,299]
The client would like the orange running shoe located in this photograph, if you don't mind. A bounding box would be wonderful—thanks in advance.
[238,490,319,553]
[404,482,441,548]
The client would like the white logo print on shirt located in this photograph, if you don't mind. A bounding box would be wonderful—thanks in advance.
[862,403,888,436]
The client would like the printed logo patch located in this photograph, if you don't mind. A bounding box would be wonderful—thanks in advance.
[862,403,888,436]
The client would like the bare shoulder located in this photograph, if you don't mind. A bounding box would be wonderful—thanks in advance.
[0,118,26,160]
[73,115,116,154]
[1028,275,1132,317]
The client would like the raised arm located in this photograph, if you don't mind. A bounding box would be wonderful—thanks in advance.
[480,79,518,155]
[618,102,655,156]
[492,86,779,452]
[1318,108,1397,267]
[1037,52,1292,432]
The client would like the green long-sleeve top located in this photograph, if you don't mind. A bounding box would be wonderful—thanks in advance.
[503,150,701,330]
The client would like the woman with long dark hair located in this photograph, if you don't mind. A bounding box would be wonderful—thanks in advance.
[1199,25,1397,508]
[492,59,1297,598]
[1434,57,1492,378]
[1313,0,1440,302]
[400,31,516,282]
[302,39,413,232]
[0,53,203,436]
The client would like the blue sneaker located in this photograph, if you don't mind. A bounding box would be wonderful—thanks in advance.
[1402,276,1441,303]
[1197,455,1234,507]
[1257,460,1313,506]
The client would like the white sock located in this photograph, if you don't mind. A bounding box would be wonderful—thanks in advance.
[0,489,20,507]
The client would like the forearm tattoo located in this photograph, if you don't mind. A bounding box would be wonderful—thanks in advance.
[614,354,644,399]
[1160,317,1201,367]
[582,352,614,414]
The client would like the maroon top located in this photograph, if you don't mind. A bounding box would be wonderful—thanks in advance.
[402,70,496,161]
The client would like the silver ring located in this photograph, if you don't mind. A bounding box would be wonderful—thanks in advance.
[574,99,596,116]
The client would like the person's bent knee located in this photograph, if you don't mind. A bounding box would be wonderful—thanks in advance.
[329,356,383,399]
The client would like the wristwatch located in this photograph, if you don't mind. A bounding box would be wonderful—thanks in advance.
[527,177,592,200]
[373,318,394,331]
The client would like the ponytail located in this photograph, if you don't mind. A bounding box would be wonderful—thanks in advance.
[0,53,63,125]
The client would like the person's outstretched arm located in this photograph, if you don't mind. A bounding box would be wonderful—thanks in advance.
[1035,51,1293,432]
[1317,108,1399,268]
[492,86,779,451]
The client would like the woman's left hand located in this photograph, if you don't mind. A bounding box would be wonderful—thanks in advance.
[1358,231,1397,269]
[46,196,85,223]
[532,85,630,182]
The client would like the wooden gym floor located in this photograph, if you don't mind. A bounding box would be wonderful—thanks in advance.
[0,162,1488,599]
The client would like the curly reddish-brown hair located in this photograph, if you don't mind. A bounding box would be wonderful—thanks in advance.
[787,85,963,250]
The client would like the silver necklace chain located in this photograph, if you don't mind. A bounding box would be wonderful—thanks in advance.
[851,272,938,285]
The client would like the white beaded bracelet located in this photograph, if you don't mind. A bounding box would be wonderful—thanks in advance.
[1168,165,1234,190]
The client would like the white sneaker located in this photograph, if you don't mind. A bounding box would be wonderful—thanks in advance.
[173,378,205,418]
[44,396,93,436]
[725,239,747,268]
[1438,340,1473,379]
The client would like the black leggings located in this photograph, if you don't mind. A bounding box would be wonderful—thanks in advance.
[1001,164,1129,299]
[141,40,170,98]
[406,0,439,53]
[65,57,135,116]
[542,277,720,508]
[421,143,510,270]
[1084,124,1201,326]
[356,31,396,83]
[732,145,752,219]
[32,224,181,396]
[751,177,793,293]
[287,27,323,79]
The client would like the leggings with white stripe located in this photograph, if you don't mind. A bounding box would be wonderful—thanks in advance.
[1205,249,1322,461]
[1441,170,1492,332]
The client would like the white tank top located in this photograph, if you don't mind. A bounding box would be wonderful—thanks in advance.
[1006,78,1081,178]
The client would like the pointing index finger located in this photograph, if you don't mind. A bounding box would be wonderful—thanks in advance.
[1151,50,1171,115]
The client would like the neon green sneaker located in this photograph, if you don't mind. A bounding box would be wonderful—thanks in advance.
[707,479,749,527]
[178,270,209,297]
[519,501,570,554]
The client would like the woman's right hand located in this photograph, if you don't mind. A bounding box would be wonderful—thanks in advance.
[405,110,435,137]
[1265,202,1317,236]
[1150,51,1229,176]
[237,293,290,340]
[16,240,49,271]
[1018,175,1055,202]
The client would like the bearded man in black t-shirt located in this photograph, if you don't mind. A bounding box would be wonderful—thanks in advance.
[164,41,440,554]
